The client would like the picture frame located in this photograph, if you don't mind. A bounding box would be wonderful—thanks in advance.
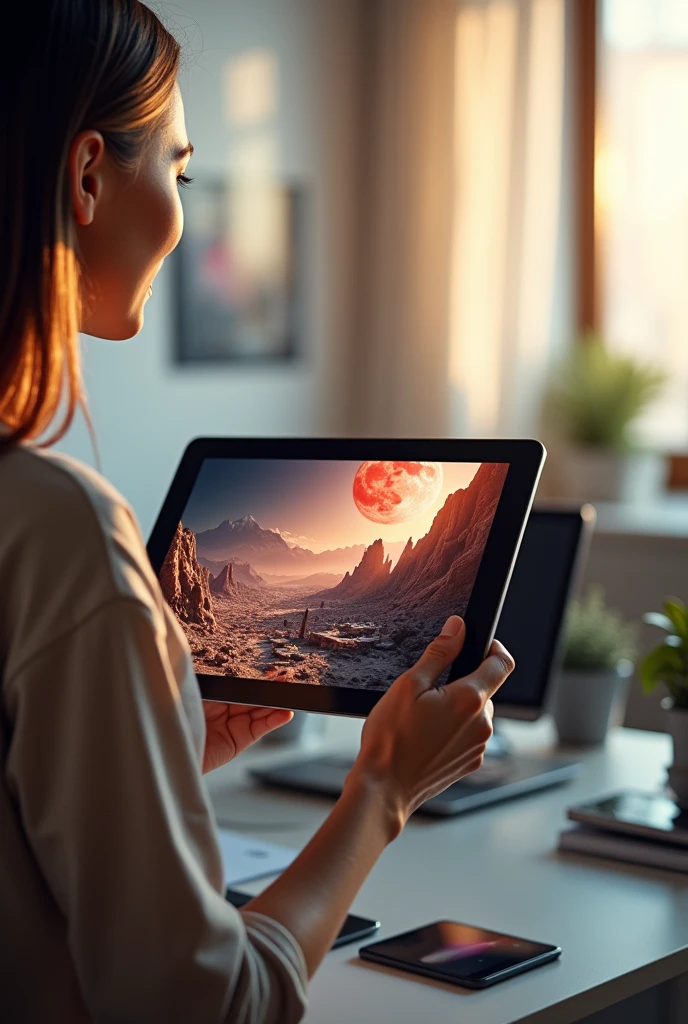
[173,178,304,364]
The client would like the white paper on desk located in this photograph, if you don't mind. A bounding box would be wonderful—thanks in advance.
[216,829,297,886]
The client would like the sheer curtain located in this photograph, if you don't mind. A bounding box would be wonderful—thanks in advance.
[347,0,569,439]
[347,0,458,437]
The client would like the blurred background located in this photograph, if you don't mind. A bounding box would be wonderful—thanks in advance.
[59,0,688,735]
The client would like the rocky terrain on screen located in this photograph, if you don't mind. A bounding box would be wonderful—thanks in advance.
[159,462,508,690]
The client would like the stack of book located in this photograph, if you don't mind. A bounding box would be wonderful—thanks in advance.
[558,790,688,872]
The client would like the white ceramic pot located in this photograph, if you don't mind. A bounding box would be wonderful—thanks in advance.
[665,704,688,807]
[558,447,665,503]
[549,662,632,746]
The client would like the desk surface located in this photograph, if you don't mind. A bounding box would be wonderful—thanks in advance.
[205,719,688,1024]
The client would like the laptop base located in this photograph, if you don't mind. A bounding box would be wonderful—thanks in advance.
[250,753,581,817]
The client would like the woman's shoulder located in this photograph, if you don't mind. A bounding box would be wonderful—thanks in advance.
[0,446,164,669]
[1,444,136,557]
[5,444,127,508]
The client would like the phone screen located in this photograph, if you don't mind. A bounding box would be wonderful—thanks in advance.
[333,912,380,947]
[360,921,559,985]
[225,889,379,949]
[573,792,688,837]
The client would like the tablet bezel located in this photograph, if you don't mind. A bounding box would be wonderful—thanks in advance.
[147,437,545,716]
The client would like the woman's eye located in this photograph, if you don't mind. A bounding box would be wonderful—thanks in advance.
[177,174,194,188]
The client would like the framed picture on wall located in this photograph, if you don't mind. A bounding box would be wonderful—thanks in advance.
[173,178,304,364]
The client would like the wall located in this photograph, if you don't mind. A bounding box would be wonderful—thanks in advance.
[58,0,361,536]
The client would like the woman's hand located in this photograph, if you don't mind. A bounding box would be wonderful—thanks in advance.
[246,617,514,977]
[202,701,293,773]
[349,615,514,835]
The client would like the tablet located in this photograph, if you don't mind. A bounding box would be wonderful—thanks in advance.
[147,438,545,716]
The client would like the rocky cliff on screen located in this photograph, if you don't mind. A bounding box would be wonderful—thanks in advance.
[160,523,215,630]
[323,463,507,611]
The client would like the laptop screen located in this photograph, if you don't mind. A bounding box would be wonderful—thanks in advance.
[159,458,509,692]
[494,510,587,713]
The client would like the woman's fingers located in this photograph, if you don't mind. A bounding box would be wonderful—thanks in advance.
[264,709,294,730]
[482,640,516,689]
[444,639,514,708]
[226,703,284,719]
[409,616,466,691]
[244,707,293,741]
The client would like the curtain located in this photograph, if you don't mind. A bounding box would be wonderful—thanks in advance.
[347,0,568,439]
[348,0,458,437]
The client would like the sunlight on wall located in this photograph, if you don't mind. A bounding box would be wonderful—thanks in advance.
[224,48,279,183]
[230,182,290,284]
[224,50,278,127]
[230,134,278,179]
[223,51,286,347]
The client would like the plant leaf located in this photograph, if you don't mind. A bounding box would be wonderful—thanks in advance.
[562,586,636,670]
[662,599,688,642]
[639,644,683,692]
[643,612,674,632]
[543,337,666,449]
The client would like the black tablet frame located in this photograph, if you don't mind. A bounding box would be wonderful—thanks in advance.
[147,437,545,717]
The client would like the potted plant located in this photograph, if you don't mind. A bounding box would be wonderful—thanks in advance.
[543,333,666,502]
[550,587,636,745]
[640,598,688,806]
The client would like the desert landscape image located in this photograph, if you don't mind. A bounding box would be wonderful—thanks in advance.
[159,459,509,691]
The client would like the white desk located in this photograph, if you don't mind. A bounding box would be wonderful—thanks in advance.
[205,719,688,1024]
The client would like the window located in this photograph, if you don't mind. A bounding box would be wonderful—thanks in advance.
[597,0,688,447]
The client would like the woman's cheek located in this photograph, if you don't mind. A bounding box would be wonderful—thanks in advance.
[142,177,183,262]
[169,192,184,253]
[159,182,184,256]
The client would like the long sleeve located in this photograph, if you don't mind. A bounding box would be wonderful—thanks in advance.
[3,597,307,1024]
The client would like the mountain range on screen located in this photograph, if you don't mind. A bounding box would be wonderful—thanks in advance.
[195,514,398,575]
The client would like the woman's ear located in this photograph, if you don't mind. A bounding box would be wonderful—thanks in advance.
[68,130,106,227]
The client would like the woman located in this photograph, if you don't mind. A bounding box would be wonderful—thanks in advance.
[0,3,514,1022]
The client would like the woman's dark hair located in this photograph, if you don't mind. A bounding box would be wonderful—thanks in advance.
[0,0,180,451]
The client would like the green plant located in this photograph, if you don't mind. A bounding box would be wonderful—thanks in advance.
[640,598,688,711]
[562,587,637,672]
[544,333,666,449]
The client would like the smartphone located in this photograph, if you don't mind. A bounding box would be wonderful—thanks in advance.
[359,920,561,989]
[225,888,380,949]
[567,791,688,846]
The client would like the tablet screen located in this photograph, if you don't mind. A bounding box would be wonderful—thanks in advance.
[159,459,508,691]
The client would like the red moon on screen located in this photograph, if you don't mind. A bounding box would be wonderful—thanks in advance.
[353,461,444,524]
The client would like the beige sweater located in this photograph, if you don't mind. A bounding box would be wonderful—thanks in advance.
[0,440,307,1023]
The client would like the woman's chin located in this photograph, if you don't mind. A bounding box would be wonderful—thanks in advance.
[80,314,144,341]
[80,298,150,339]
